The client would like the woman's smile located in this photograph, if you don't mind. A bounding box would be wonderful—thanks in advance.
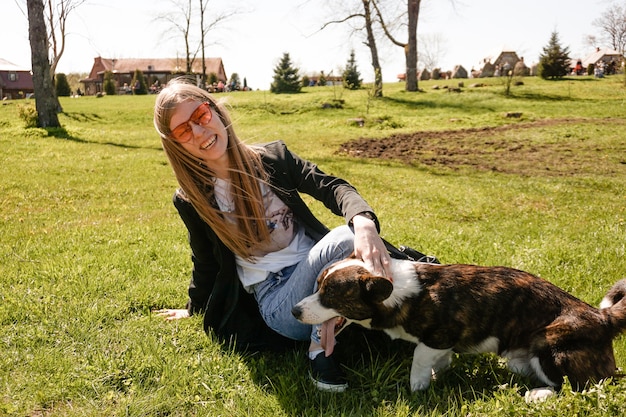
[200,135,217,150]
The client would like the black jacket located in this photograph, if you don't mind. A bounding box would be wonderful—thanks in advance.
[173,140,380,352]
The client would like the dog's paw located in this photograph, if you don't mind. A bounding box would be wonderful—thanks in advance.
[409,371,432,391]
[524,387,556,403]
[410,379,431,391]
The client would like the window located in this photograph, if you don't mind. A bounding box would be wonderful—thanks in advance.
[9,72,18,82]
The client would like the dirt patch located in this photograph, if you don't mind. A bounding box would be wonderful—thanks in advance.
[338,118,626,177]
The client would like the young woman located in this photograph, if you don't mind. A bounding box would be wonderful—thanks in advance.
[153,78,393,392]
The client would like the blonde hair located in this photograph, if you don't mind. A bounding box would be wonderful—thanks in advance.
[154,77,270,258]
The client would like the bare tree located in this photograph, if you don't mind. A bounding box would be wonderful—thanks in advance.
[585,34,599,50]
[405,0,420,91]
[320,0,384,97]
[361,0,384,97]
[418,33,447,71]
[158,0,237,83]
[17,0,84,112]
[27,0,60,127]
[199,0,208,84]
[324,0,421,92]
[16,0,84,77]
[593,3,626,54]
[159,0,195,73]
[371,0,421,91]
[45,0,87,77]
[198,0,237,85]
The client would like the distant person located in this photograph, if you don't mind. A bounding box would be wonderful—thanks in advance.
[152,77,396,392]
[150,80,160,94]
[502,62,511,76]
[575,60,583,76]
[595,62,605,78]
[606,60,616,75]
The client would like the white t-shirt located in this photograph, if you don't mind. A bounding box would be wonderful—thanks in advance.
[213,178,316,291]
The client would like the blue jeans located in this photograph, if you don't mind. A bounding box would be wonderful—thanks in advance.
[252,225,354,344]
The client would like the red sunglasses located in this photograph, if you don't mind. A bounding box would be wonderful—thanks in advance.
[170,102,213,143]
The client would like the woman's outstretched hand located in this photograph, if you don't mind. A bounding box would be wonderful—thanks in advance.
[153,308,190,320]
[352,213,392,281]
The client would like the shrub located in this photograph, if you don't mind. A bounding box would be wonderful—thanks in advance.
[317,71,327,87]
[55,73,71,97]
[17,103,38,128]
[132,69,148,95]
[207,72,218,86]
[104,71,116,96]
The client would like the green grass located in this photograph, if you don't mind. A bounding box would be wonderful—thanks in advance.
[1,76,626,416]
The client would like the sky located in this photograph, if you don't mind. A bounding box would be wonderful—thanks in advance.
[1,0,612,90]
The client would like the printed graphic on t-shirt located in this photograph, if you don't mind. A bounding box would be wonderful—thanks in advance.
[249,187,297,256]
[214,178,299,257]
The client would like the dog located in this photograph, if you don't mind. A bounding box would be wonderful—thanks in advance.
[292,256,626,401]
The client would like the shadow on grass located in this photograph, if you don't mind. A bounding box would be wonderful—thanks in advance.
[380,96,497,113]
[243,326,528,416]
[63,111,103,122]
[44,125,161,151]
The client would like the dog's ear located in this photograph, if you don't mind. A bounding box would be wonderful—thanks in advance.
[361,276,394,303]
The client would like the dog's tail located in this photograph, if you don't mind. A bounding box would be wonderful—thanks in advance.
[600,279,626,337]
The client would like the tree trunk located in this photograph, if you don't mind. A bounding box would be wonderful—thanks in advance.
[363,0,383,97]
[405,0,420,91]
[27,0,60,128]
[199,0,207,87]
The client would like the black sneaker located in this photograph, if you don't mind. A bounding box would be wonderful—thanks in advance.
[309,351,348,392]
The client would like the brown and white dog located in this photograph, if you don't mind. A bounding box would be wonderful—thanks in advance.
[292,256,626,401]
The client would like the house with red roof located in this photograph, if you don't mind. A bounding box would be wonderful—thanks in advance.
[0,59,34,99]
[80,56,227,95]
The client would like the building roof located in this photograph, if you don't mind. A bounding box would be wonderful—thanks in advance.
[0,58,30,72]
[481,48,517,63]
[85,56,226,80]
[581,48,623,67]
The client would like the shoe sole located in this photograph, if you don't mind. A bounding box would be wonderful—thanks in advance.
[309,373,348,393]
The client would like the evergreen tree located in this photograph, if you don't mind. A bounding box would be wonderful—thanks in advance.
[538,31,571,79]
[55,73,71,97]
[208,72,218,86]
[342,50,362,90]
[103,71,116,95]
[270,53,301,94]
[317,71,327,87]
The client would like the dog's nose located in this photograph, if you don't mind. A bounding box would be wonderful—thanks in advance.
[291,305,302,319]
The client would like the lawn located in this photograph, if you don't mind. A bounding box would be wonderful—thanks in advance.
[1,76,625,416]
